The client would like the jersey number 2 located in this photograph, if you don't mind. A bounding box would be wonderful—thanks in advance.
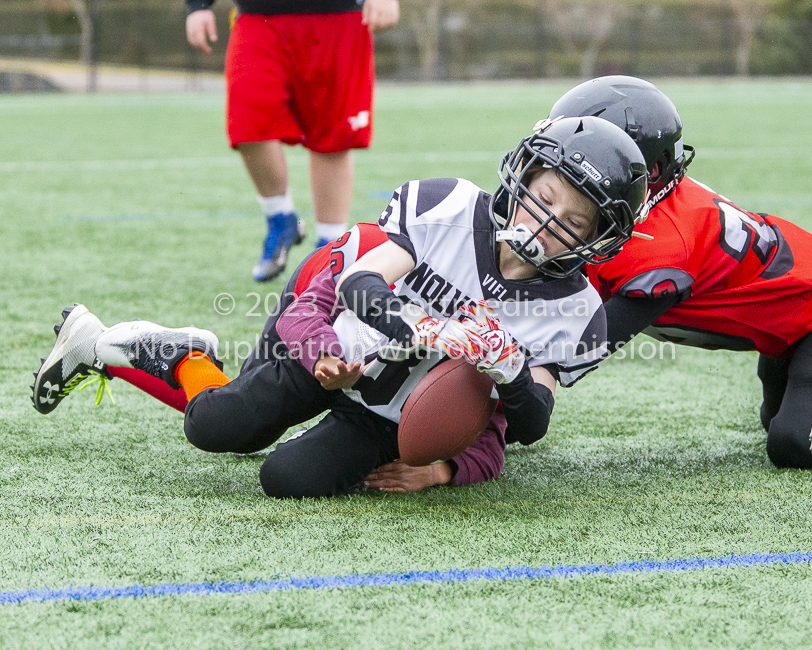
[716,200,777,264]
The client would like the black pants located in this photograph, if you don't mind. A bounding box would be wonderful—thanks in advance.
[758,332,812,469]
[183,349,399,498]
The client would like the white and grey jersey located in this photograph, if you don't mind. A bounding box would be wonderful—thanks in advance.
[333,178,608,422]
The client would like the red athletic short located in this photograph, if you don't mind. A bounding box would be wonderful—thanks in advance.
[225,12,374,153]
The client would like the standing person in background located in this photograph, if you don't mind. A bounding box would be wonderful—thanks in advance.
[185,0,400,281]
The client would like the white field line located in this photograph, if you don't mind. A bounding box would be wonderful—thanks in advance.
[0,151,504,172]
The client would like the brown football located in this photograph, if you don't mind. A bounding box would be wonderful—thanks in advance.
[398,358,497,467]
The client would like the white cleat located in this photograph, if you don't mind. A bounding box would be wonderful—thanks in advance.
[31,304,110,414]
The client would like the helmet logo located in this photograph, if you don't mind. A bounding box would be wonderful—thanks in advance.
[579,159,602,182]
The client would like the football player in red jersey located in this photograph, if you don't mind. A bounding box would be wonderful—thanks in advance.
[548,75,812,469]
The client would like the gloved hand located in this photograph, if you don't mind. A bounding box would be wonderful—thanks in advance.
[457,300,525,384]
[378,302,492,363]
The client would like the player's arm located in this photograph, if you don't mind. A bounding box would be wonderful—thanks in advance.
[491,365,556,446]
[276,268,364,390]
[455,301,555,445]
[335,239,417,347]
[604,293,680,352]
[596,261,693,351]
[185,1,217,53]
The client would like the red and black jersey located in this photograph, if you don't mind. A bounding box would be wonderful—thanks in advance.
[587,176,812,358]
[292,222,389,297]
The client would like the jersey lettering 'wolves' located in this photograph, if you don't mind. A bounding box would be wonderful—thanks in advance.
[402,262,473,316]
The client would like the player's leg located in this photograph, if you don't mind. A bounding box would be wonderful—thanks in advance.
[237,140,305,281]
[309,150,355,248]
[756,354,790,432]
[238,139,288,198]
[225,14,305,281]
[259,395,398,498]
[107,366,189,412]
[765,333,812,469]
[183,354,333,456]
[288,12,373,248]
[33,306,222,414]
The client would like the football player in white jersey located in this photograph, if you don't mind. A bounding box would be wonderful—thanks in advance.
[31,116,646,498]
[331,116,647,462]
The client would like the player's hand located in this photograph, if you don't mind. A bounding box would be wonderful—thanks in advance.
[186,9,218,53]
[362,0,400,34]
[314,356,364,390]
[476,331,525,384]
[364,459,453,492]
[458,300,525,383]
[378,303,492,363]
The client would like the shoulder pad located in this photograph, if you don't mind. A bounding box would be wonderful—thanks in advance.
[618,268,693,301]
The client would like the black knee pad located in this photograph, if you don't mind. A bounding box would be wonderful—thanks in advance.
[259,448,331,499]
[766,420,812,470]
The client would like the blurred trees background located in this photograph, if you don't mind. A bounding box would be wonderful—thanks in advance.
[2,0,812,79]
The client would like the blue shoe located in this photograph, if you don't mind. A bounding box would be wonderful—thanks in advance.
[314,237,331,250]
[252,212,301,282]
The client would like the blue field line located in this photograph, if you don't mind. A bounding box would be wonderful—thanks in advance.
[3,551,811,606]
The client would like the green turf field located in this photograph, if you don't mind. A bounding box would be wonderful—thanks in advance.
[3,80,812,648]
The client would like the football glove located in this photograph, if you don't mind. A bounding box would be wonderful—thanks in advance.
[377,302,492,363]
[476,329,525,384]
[457,300,525,384]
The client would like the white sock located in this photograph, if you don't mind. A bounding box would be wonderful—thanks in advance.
[315,222,348,242]
[257,189,294,217]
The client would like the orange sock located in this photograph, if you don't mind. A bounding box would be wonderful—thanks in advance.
[174,352,230,401]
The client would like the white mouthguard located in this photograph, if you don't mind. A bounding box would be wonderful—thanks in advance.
[495,223,546,263]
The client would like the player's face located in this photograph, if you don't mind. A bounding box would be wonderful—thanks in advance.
[513,168,599,259]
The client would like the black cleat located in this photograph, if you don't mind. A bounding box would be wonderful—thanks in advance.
[94,320,220,390]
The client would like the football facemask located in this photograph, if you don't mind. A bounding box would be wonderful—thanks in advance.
[490,116,648,279]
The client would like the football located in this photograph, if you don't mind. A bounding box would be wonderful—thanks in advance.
[398,358,497,467]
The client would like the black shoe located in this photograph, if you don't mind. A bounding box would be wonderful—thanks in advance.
[95,320,220,390]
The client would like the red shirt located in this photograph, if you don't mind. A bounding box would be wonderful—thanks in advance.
[587,177,812,357]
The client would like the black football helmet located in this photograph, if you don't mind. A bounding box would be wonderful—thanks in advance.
[490,115,648,279]
[549,75,694,205]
